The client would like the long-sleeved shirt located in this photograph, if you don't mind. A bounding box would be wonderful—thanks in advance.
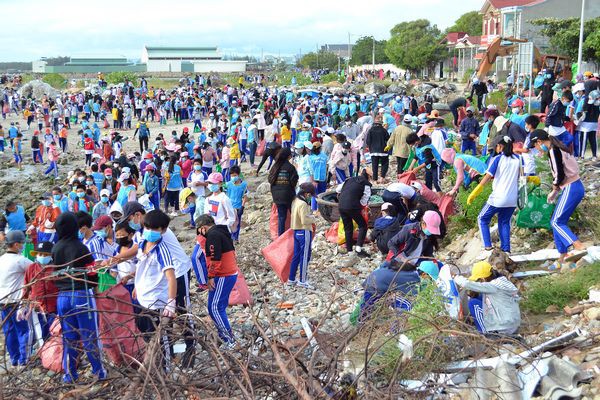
[459,117,480,140]
[549,146,580,189]
[290,197,316,230]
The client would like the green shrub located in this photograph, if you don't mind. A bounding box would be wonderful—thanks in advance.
[42,73,66,89]
[485,90,507,111]
[320,72,343,84]
[521,263,600,314]
[462,68,475,83]
[105,71,138,85]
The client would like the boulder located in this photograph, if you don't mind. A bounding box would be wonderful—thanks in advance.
[387,83,407,94]
[330,87,347,97]
[443,82,458,92]
[342,83,358,93]
[433,102,450,112]
[429,87,449,102]
[414,83,434,94]
[256,182,271,194]
[17,80,60,100]
[364,82,386,95]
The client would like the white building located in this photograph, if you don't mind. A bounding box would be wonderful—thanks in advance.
[141,46,247,73]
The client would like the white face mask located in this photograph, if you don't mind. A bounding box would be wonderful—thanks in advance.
[511,107,520,114]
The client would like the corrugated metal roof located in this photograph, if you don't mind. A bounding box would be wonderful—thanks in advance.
[144,46,220,58]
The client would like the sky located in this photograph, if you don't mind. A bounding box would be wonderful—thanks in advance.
[0,0,483,62]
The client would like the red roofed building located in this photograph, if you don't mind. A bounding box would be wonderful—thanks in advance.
[440,33,484,81]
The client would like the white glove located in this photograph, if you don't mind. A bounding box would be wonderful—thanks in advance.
[162,298,176,318]
[547,190,559,204]
[16,306,31,322]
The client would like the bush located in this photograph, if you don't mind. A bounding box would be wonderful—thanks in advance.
[521,263,600,314]
[443,181,493,240]
[485,90,508,111]
[42,73,66,89]
[462,68,475,83]
[320,72,343,84]
[106,72,138,85]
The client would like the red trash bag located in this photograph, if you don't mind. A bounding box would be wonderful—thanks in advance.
[229,270,253,305]
[325,222,339,244]
[398,171,416,184]
[39,318,63,372]
[415,180,441,205]
[256,140,266,157]
[436,194,455,223]
[262,229,294,283]
[269,203,290,240]
[95,284,146,366]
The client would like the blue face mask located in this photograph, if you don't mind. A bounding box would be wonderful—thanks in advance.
[95,229,108,239]
[194,165,202,171]
[231,176,240,183]
[42,200,51,207]
[101,196,109,203]
[129,221,141,231]
[78,230,84,240]
[540,144,549,152]
[143,229,162,243]
[36,255,52,265]
[208,183,220,193]
[423,228,432,236]
[53,194,61,201]
[562,100,570,106]
[77,192,85,198]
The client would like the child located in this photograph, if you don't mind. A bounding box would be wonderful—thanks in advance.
[196,214,238,347]
[204,172,236,232]
[44,141,59,178]
[288,183,317,289]
[83,134,95,166]
[13,133,23,170]
[31,130,43,164]
[77,213,117,293]
[225,166,247,242]
[112,222,138,302]
[191,230,209,290]
[227,137,241,168]
[22,241,59,340]
[545,90,572,149]
[406,133,443,192]
[328,134,351,184]
[27,192,61,243]
[92,189,111,222]
[201,142,218,175]
[134,210,177,368]
[143,165,161,210]
[0,231,32,366]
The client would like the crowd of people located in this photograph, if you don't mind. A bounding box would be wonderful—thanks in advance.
[0,69,598,383]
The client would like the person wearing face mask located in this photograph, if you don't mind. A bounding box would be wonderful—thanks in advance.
[459,106,480,156]
[163,155,184,216]
[539,71,555,114]
[92,189,112,223]
[287,183,317,289]
[71,184,92,213]
[0,200,30,243]
[51,187,69,213]
[329,134,352,184]
[0,231,33,367]
[21,241,58,340]
[529,130,586,270]
[544,90,572,149]
[225,166,247,243]
[143,165,161,210]
[467,136,522,254]
[387,209,442,267]
[578,89,600,160]
[203,172,236,232]
[196,214,239,348]
[508,99,528,130]
[101,168,118,202]
[27,192,61,244]
[77,213,117,293]
[111,222,138,303]
[340,116,359,141]
[134,210,178,368]
[116,175,137,208]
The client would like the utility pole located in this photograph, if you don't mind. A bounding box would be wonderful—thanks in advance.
[372,37,375,71]
[577,0,586,73]
[348,32,351,73]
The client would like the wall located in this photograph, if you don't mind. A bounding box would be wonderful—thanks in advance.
[192,61,247,73]
[45,64,146,73]
[146,59,181,72]
[32,60,47,73]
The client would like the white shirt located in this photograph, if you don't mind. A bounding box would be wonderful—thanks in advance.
[187,171,207,198]
[386,182,416,199]
[133,228,191,278]
[430,129,446,156]
[486,154,522,208]
[0,253,31,304]
[135,240,174,310]
[204,192,235,230]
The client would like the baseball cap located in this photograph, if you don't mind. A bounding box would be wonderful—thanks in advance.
[100,189,110,197]
[422,210,441,235]
[92,215,114,231]
[144,164,155,172]
[207,172,223,184]
[294,142,304,149]
[39,192,52,200]
[403,114,413,122]
[5,231,26,245]
[144,152,154,159]
[31,241,53,256]
[304,141,313,150]
[469,261,493,281]
[104,168,113,176]
[119,201,146,223]
[417,261,440,280]
[381,202,394,212]
[528,129,549,148]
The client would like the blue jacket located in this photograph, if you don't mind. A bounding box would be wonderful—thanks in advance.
[309,153,328,182]
[545,100,566,128]
[143,173,160,195]
[363,267,420,296]
[459,117,480,140]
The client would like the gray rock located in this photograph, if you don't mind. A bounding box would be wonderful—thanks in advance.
[331,87,347,97]
[364,82,386,95]
[386,83,407,94]
[256,182,271,194]
[429,87,449,102]
[443,82,458,92]
[433,102,450,112]
[343,83,358,93]
[17,80,61,100]
[414,83,434,93]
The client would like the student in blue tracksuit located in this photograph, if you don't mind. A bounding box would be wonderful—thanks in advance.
[288,183,317,289]
[0,201,29,240]
[51,187,70,213]
[459,107,480,156]
[225,166,247,243]
[309,142,328,211]
[529,130,587,269]
[467,136,521,253]
[51,212,106,383]
[191,233,209,290]
[143,165,161,210]
[0,231,32,367]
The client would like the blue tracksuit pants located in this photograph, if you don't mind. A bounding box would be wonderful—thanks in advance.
[478,203,516,252]
[207,274,237,344]
[468,296,486,333]
[461,139,477,156]
[57,290,106,383]
[551,180,585,254]
[1,304,30,366]
[191,244,208,285]
[289,229,312,283]
[230,207,244,241]
[37,231,57,244]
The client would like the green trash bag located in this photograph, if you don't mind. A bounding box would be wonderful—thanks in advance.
[23,236,35,261]
[215,163,222,173]
[349,299,364,326]
[402,148,415,171]
[97,270,117,293]
[516,187,555,230]
[194,126,201,133]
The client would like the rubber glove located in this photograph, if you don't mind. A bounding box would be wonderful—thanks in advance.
[467,184,484,205]
[527,176,541,186]
[384,145,391,152]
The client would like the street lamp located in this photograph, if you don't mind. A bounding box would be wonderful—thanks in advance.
[577,0,586,73]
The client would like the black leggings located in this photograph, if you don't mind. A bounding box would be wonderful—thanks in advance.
[164,190,180,211]
[85,154,92,166]
[276,203,290,236]
[396,156,408,174]
[139,136,149,153]
[339,208,368,252]
[425,163,442,192]
[578,130,597,158]
[371,155,389,180]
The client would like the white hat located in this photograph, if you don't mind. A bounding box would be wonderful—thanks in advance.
[403,114,413,122]
[294,142,304,149]
[302,122,311,129]
[100,189,110,197]
[410,181,422,191]
[378,108,385,114]
[304,141,313,150]
[91,153,101,159]
[573,83,585,93]
[326,127,335,134]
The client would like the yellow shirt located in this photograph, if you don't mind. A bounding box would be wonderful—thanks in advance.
[281,126,291,141]
[112,108,118,120]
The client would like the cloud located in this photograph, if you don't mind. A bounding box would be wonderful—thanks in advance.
[0,0,483,61]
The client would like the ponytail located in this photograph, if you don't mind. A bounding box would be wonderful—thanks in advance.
[499,136,514,157]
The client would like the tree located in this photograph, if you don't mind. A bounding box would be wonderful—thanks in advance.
[385,19,447,72]
[530,17,600,61]
[350,36,389,66]
[446,11,483,36]
[298,50,339,70]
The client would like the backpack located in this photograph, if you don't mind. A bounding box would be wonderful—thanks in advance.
[138,123,149,138]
